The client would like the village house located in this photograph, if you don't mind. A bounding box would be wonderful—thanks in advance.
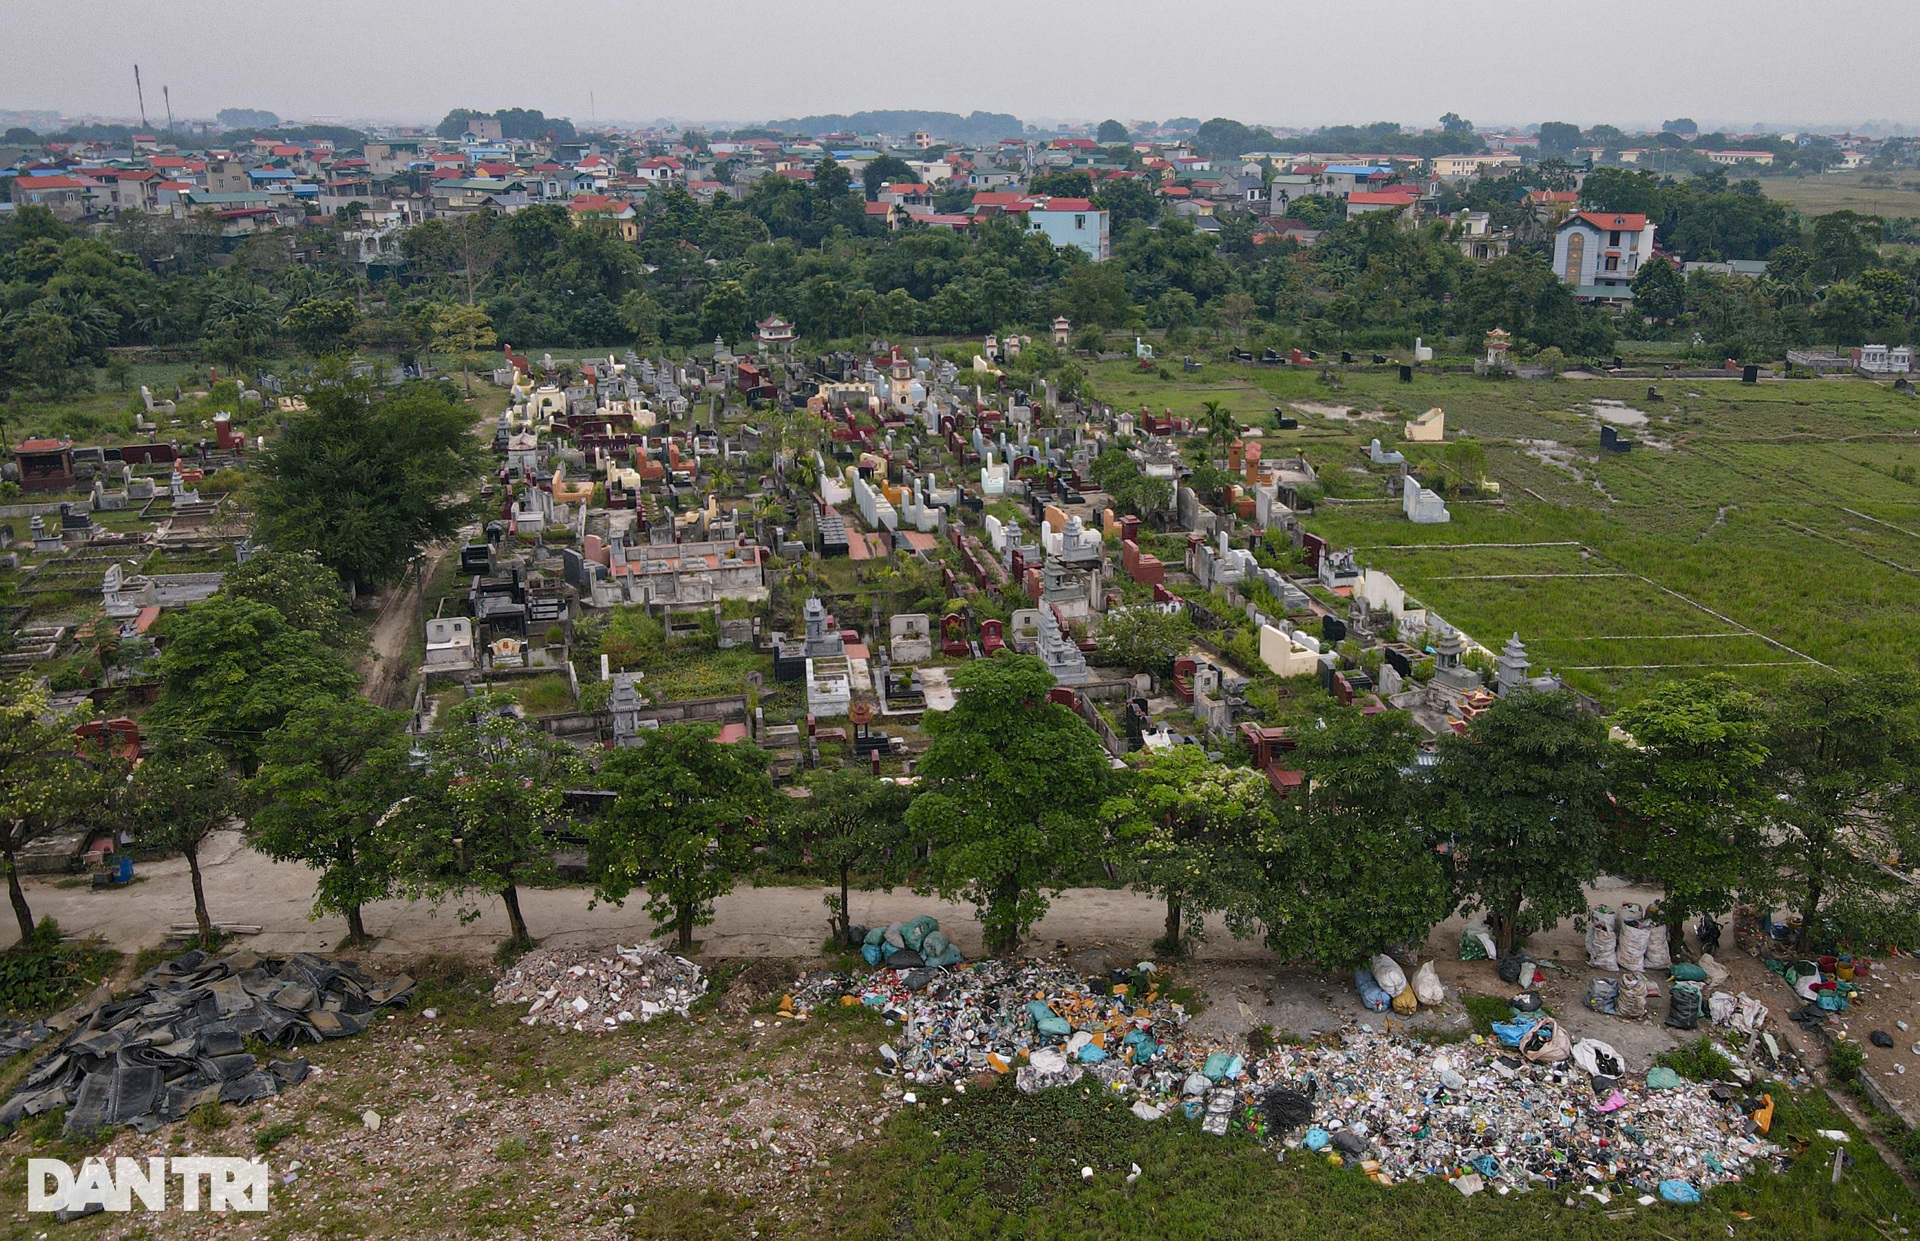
[1552,210,1656,302]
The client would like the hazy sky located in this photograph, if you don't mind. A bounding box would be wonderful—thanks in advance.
[2,0,1908,131]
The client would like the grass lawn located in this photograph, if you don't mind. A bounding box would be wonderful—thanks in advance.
[1242,365,1920,704]
[1758,171,1920,219]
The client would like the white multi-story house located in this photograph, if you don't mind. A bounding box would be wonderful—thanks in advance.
[1552,211,1657,302]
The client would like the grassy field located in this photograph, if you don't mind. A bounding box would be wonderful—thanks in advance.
[1096,360,1920,704]
[1757,171,1920,219]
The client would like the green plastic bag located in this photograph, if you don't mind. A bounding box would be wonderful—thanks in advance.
[1670,963,1708,983]
[901,916,939,952]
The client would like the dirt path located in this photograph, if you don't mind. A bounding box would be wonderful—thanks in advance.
[359,538,459,707]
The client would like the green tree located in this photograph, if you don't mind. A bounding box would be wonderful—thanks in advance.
[1431,690,1615,956]
[391,693,583,947]
[813,157,852,202]
[1096,120,1130,145]
[1102,747,1271,953]
[149,595,359,772]
[0,681,113,944]
[248,367,487,592]
[282,297,359,356]
[430,303,497,397]
[1809,211,1882,283]
[905,655,1109,954]
[861,155,915,201]
[1612,676,1769,950]
[776,766,914,941]
[1091,606,1194,676]
[1632,256,1686,325]
[1761,672,1920,952]
[699,279,751,344]
[1055,261,1133,327]
[1815,281,1873,351]
[223,547,355,649]
[1536,123,1584,161]
[249,699,413,943]
[1243,709,1453,970]
[591,724,775,949]
[132,744,240,943]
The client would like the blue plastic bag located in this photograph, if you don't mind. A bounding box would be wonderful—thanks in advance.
[1078,1044,1108,1063]
[1202,1052,1236,1081]
[1491,1017,1540,1048]
[1303,1127,1330,1151]
[860,943,884,966]
[1025,1000,1071,1037]
[1658,1179,1700,1204]
[1354,968,1391,1012]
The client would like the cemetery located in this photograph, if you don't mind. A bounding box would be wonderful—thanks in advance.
[5,332,1920,1240]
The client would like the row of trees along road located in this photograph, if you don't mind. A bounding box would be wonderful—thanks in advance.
[5,567,1916,962]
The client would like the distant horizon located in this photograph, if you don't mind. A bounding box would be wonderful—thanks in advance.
[2,0,1912,135]
[5,108,1915,142]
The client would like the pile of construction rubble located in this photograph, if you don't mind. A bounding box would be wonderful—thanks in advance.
[0,948,414,1137]
[494,944,707,1031]
[793,960,1788,1201]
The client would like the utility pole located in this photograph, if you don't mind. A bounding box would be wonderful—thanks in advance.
[134,64,148,129]
[163,85,174,133]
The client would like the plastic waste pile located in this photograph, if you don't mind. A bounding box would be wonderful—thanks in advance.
[792,959,1182,1092]
[851,915,963,969]
[495,944,707,1031]
[0,948,412,1136]
[796,959,1776,1200]
[1259,1029,1777,1198]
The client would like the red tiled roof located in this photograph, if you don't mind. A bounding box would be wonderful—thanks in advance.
[14,175,86,191]
[1571,211,1650,232]
[1349,190,1418,205]
[1037,197,1093,211]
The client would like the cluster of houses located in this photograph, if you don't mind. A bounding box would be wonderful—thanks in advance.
[1,114,1897,310]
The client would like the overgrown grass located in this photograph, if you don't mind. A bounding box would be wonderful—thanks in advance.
[1656,1036,1735,1082]
[820,1077,1908,1241]
[0,920,118,1017]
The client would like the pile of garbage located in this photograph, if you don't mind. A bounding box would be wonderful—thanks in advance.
[0,948,413,1136]
[494,944,707,1031]
[797,959,1782,1200]
[1352,952,1446,1014]
[851,915,963,969]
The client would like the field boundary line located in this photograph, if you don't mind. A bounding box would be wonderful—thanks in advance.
[1780,520,1920,578]
[1841,508,1920,541]
[1561,661,1808,671]
[1577,546,1833,671]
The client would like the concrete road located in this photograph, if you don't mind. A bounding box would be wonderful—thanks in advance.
[7,831,1270,960]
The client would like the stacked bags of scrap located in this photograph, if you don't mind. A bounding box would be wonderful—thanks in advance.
[857,915,964,969]
[1353,953,1445,1014]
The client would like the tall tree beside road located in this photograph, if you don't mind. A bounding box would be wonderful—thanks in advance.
[775,766,915,943]
[1245,709,1453,970]
[131,744,241,944]
[1102,747,1272,953]
[1431,690,1615,957]
[1760,671,1920,952]
[149,595,358,773]
[389,693,583,948]
[591,724,776,950]
[1611,675,1769,951]
[0,681,118,944]
[905,655,1109,954]
[250,700,414,944]
[247,366,487,593]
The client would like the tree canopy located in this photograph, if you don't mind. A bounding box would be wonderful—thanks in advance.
[247,368,487,591]
[905,655,1110,953]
